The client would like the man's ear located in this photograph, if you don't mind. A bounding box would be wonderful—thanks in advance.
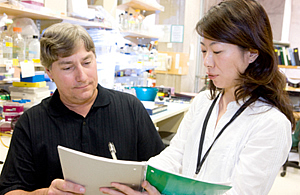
[45,68,53,81]
[249,49,259,63]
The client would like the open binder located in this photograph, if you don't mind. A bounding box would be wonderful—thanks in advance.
[58,145,231,195]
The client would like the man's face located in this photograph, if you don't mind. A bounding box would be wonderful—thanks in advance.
[46,42,98,106]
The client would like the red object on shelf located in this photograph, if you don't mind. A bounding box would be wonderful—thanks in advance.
[3,102,24,113]
[0,122,12,133]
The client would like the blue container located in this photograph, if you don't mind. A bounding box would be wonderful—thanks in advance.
[20,73,45,83]
[134,87,158,101]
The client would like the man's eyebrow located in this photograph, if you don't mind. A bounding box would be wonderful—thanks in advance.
[83,54,93,60]
[58,60,72,65]
[57,54,94,65]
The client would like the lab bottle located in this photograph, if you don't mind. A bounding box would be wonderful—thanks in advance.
[12,27,25,62]
[150,46,158,62]
[149,52,154,62]
[128,13,135,31]
[133,14,139,31]
[24,35,33,61]
[128,44,133,55]
[137,44,144,62]
[0,29,3,64]
[119,13,124,28]
[142,44,149,62]
[123,11,129,30]
[28,35,40,63]
[120,46,124,54]
[123,43,130,55]
[131,44,139,64]
[2,26,13,61]
[135,9,143,31]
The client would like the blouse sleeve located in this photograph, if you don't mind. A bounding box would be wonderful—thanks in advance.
[227,111,292,195]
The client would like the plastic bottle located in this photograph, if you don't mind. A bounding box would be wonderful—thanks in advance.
[150,45,158,62]
[119,46,124,54]
[0,29,3,64]
[128,13,135,31]
[131,44,139,64]
[142,44,149,62]
[123,11,129,30]
[135,9,143,31]
[119,13,124,28]
[2,26,13,61]
[128,44,133,55]
[149,52,154,62]
[24,35,32,61]
[12,27,25,62]
[137,44,144,62]
[133,13,139,31]
[28,35,40,63]
[123,43,130,55]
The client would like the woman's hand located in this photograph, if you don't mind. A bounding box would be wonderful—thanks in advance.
[99,180,160,195]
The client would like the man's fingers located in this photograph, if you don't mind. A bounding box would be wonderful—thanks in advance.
[50,179,86,194]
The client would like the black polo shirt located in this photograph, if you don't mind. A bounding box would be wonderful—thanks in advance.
[0,84,164,194]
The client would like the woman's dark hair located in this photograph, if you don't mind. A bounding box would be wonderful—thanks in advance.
[196,0,295,128]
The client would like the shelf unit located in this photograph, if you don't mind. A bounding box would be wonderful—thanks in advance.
[0,2,111,28]
[121,30,160,39]
[273,40,290,47]
[286,86,300,93]
[278,65,300,69]
[279,66,300,93]
[117,0,164,14]
[117,0,164,41]
[0,1,164,40]
[0,1,165,84]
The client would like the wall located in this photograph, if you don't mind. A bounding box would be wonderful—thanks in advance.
[258,0,285,41]
[289,0,300,48]
[155,0,201,93]
[156,0,298,93]
[155,0,186,92]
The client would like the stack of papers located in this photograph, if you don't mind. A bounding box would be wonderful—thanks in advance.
[141,101,168,115]
[58,146,231,195]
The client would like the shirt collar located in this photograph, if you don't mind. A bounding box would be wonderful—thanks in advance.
[48,84,111,117]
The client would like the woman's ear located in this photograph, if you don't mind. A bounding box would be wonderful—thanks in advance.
[248,49,259,63]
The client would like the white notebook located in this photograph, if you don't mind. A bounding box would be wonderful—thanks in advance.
[57,145,147,195]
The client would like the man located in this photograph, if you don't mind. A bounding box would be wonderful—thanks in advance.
[0,23,164,195]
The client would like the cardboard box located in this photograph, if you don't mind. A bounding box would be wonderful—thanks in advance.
[44,0,67,15]
[21,0,44,6]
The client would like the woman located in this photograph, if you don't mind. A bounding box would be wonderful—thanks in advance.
[100,0,295,194]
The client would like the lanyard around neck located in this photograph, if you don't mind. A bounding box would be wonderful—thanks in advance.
[195,94,257,175]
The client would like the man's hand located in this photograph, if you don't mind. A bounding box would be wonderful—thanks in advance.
[99,180,160,195]
[5,179,86,195]
[47,179,86,195]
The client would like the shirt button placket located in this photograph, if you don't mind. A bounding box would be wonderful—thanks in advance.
[82,120,88,149]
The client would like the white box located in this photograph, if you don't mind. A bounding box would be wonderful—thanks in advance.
[21,0,44,6]
[9,86,49,93]
[44,0,67,15]
[10,90,50,99]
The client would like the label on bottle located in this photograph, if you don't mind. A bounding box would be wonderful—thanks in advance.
[5,42,12,47]
[12,59,19,66]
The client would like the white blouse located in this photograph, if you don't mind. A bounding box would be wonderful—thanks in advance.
[148,90,292,195]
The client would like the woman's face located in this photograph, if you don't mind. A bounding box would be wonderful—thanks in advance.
[201,38,257,93]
